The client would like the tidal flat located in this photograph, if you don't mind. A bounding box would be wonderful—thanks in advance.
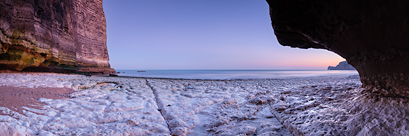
[0,73,408,135]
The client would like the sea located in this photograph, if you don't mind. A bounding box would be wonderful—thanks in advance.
[116,70,359,80]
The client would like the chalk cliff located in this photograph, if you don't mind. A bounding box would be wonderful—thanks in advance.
[328,61,355,70]
[0,0,114,74]
[266,0,409,97]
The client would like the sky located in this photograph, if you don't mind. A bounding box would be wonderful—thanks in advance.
[103,0,345,70]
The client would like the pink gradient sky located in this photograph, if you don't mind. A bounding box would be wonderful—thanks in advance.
[103,0,345,70]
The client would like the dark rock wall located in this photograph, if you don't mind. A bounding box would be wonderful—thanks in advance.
[266,0,409,97]
[328,61,355,70]
[0,0,114,74]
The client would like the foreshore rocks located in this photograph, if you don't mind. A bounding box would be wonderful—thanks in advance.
[1,73,407,135]
[266,0,409,97]
[328,61,355,70]
[0,0,115,74]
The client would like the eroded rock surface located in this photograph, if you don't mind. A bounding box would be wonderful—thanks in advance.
[147,79,292,135]
[0,0,114,74]
[266,0,409,97]
[1,73,407,135]
[0,73,169,135]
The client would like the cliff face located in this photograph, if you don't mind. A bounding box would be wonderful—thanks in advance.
[328,61,355,70]
[266,0,409,97]
[0,0,114,74]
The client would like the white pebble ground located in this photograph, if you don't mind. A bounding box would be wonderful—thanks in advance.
[0,73,408,135]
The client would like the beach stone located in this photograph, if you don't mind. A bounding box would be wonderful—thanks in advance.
[37,130,55,136]
[170,127,188,136]
[168,119,187,128]
[0,123,27,136]
[234,124,256,135]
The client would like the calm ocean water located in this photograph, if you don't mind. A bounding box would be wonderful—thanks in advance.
[116,70,359,80]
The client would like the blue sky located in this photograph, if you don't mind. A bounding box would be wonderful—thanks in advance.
[103,0,345,70]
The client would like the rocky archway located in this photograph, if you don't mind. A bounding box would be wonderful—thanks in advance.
[267,0,409,97]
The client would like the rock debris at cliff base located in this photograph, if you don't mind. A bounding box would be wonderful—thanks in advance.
[0,73,408,135]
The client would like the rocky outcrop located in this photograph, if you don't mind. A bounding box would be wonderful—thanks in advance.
[0,0,114,74]
[266,0,409,97]
[328,61,355,70]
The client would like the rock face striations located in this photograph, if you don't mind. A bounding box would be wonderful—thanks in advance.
[266,0,409,97]
[328,61,355,70]
[0,0,115,74]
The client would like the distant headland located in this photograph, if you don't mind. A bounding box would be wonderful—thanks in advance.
[328,61,356,70]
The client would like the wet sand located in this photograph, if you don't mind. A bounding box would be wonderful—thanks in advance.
[0,86,75,115]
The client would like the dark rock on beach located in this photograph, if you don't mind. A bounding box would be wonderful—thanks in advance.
[266,0,409,97]
[0,0,115,74]
[328,61,355,70]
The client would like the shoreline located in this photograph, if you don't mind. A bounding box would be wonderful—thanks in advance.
[112,72,359,81]
[114,69,358,81]
[0,72,407,135]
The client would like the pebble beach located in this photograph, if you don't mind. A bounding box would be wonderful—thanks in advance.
[0,73,408,135]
